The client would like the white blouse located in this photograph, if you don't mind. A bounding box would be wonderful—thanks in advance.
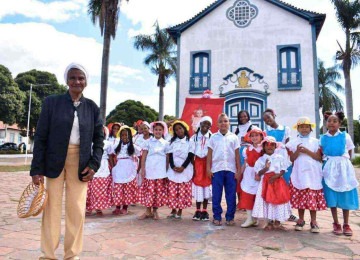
[254,153,288,175]
[208,131,240,173]
[286,137,323,190]
[190,131,211,158]
[167,137,194,183]
[143,137,170,180]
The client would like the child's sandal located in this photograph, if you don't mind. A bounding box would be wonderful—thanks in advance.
[112,208,121,215]
[85,210,93,216]
[95,210,103,217]
[264,222,274,231]
[167,213,176,219]
[138,212,152,220]
[212,219,222,226]
[225,220,235,226]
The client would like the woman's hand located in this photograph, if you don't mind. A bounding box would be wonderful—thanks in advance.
[81,167,95,182]
[207,170,213,178]
[32,175,44,185]
[254,174,261,181]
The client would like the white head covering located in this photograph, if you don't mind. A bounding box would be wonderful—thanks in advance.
[141,121,152,132]
[64,63,89,84]
[196,116,213,130]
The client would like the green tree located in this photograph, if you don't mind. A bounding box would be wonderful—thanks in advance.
[331,0,360,140]
[88,0,128,123]
[318,60,344,133]
[134,22,177,120]
[106,100,158,126]
[0,65,25,125]
[15,69,67,137]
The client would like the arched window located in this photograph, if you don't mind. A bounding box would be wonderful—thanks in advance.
[277,45,302,90]
[190,51,211,93]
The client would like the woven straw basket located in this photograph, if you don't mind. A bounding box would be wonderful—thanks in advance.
[17,182,48,218]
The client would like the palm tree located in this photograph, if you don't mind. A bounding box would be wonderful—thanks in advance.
[318,60,344,133]
[331,0,360,140]
[88,0,128,122]
[133,22,177,120]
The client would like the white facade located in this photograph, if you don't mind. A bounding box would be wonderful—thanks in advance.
[169,0,325,137]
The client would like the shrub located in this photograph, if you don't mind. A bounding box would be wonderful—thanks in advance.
[352,156,360,166]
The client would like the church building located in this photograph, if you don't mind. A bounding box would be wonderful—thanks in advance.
[168,0,326,136]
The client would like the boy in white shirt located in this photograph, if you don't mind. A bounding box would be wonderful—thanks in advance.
[207,113,241,226]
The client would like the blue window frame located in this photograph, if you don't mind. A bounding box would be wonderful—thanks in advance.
[190,51,211,93]
[277,44,301,90]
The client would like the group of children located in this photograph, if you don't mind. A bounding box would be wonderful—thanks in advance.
[85,109,359,237]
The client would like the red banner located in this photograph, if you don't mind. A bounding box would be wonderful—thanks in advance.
[180,97,225,135]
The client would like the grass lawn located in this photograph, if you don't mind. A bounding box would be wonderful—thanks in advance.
[0,165,30,172]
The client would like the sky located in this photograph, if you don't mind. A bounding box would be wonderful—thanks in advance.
[0,0,359,119]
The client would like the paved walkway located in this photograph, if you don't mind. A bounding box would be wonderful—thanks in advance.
[0,170,359,260]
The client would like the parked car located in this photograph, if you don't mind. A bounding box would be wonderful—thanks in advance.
[0,142,19,151]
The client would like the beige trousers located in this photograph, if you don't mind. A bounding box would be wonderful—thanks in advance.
[41,145,88,260]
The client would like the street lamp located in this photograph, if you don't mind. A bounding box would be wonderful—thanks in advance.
[25,83,51,164]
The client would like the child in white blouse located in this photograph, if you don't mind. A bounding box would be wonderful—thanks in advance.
[286,117,326,233]
[191,116,212,221]
[111,126,139,215]
[252,136,292,230]
[166,120,194,219]
[138,121,169,220]
[207,113,241,226]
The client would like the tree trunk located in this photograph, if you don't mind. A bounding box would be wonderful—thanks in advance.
[158,84,164,121]
[99,8,112,124]
[344,28,354,141]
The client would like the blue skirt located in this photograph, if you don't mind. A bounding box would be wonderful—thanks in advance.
[322,179,359,210]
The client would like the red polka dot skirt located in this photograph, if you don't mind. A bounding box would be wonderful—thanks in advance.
[112,178,138,206]
[167,180,192,209]
[290,183,327,211]
[86,176,113,211]
[138,178,168,208]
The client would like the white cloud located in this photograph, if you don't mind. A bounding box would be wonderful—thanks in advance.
[109,64,144,84]
[121,0,215,37]
[0,22,102,83]
[0,0,87,22]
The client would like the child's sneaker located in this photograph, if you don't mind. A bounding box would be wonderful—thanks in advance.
[332,223,342,235]
[200,211,210,221]
[343,224,353,236]
[192,211,201,221]
[288,214,299,222]
[310,222,320,233]
[295,220,305,231]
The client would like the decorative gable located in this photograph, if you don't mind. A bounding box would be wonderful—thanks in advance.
[226,0,258,28]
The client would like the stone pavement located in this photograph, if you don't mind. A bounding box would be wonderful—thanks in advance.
[0,170,360,260]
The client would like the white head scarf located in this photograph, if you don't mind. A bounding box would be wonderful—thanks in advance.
[64,63,89,84]
[142,121,151,131]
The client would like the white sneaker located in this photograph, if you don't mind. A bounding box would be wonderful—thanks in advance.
[241,218,255,228]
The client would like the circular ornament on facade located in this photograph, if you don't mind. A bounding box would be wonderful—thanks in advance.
[226,0,258,28]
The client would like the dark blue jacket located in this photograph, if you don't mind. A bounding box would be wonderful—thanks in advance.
[30,91,104,179]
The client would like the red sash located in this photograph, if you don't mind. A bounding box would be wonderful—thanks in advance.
[262,172,290,205]
[193,157,211,187]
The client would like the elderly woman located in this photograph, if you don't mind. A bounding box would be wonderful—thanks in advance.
[30,63,104,260]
